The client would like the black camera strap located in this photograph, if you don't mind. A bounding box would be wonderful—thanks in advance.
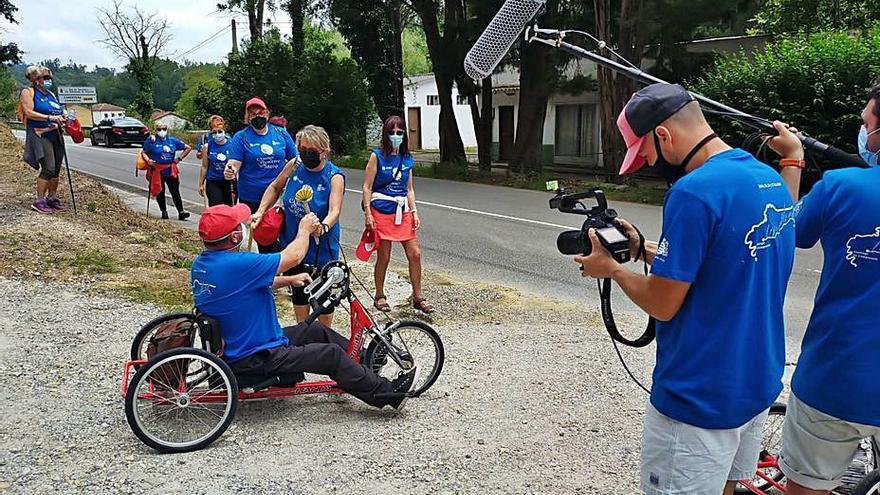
[597,227,656,348]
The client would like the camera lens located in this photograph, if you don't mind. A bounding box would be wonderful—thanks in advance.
[557,230,591,255]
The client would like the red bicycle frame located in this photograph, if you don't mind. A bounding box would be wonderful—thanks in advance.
[737,453,787,494]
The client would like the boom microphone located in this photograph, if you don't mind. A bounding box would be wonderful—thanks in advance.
[464,0,547,80]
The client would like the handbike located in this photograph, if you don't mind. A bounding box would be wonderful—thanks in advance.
[121,260,445,453]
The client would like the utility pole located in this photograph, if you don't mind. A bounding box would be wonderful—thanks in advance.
[231,19,238,54]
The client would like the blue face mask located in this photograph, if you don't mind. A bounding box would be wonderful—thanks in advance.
[212,131,226,143]
[42,80,53,90]
[389,134,404,149]
[858,125,880,167]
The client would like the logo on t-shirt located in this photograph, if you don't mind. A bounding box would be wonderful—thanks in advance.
[656,238,669,259]
[744,203,799,260]
[192,279,216,297]
[845,226,880,268]
[49,101,61,109]
[260,144,274,155]
[217,153,227,162]
[162,145,172,153]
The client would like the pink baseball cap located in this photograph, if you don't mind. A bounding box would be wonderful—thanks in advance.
[245,97,267,110]
[355,229,378,261]
[617,83,696,175]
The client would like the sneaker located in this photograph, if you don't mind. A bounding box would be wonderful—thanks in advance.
[46,197,67,211]
[31,198,53,214]
[161,211,169,220]
[387,366,418,411]
[178,211,190,221]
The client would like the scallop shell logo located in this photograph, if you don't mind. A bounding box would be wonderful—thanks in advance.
[162,145,172,153]
[260,144,274,155]
[49,101,61,109]
[217,153,227,161]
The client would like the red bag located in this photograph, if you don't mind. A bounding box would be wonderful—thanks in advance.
[253,206,284,246]
[64,118,84,144]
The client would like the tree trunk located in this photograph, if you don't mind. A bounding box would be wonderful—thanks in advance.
[286,0,305,63]
[247,0,264,40]
[390,0,405,116]
[413,0,466,163]
[477,79,493,172]
[511,39,552,175]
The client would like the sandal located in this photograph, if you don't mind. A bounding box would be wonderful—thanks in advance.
[412,296,435,314]
[374,294,392,313]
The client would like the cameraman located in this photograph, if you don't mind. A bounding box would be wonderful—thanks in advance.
[764,85,880,495]
[576,83,797,495]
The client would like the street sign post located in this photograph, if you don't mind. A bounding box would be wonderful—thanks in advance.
[57,86,97,104]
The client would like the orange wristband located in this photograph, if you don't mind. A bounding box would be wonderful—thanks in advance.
[779,158,805,169]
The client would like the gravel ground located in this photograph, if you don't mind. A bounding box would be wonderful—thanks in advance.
[0,273,657,495]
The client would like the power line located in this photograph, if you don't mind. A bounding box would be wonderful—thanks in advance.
[175,24,232,61]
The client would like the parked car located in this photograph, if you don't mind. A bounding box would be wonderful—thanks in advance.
[90,117,149,147]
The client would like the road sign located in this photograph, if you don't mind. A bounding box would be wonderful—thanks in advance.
[58,86,97,104]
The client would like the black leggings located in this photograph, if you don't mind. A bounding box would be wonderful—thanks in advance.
[155,175,184,214]
[205,179,234,207]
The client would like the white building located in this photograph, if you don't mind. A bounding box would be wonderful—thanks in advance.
[403,60,601,169]
[91,103,126,125]
[151,110,192,130]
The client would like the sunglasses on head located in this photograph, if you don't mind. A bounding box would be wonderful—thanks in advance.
[389,130,404,136]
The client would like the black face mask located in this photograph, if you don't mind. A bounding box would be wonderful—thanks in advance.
[250,115,268,130]
[300,150,322,169]
[652,131,718,187]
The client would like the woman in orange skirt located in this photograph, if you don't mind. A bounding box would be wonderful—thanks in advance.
[362,115,433,314]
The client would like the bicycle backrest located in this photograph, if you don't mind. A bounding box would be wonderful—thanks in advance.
[194,310,224,357]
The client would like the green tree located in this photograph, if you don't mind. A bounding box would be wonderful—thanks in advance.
[176,79,225,128]
[402,26,431,76]
[753,0,880,34]
[0,67,18,117]
[0,0,21,65]
[96,72,139,107]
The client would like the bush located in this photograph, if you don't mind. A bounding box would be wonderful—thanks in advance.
[692,26,880,169]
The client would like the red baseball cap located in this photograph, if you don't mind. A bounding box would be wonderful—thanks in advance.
[355,229,378,261]
[252,206,284,246]
[199,204,251,242]
[245,97,267,110]
[617,83,696,175]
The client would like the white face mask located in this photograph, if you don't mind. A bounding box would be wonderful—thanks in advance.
[157,130,168,139]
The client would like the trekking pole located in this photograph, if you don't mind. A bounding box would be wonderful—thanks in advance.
[58,127,78,214]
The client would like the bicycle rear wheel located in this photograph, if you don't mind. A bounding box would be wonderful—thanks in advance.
[130,312,196,362]
[736,402,787,493]
[851,470,880,495]
[364,320,444,397]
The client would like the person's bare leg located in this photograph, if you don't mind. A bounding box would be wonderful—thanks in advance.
[318,313,333,328]
[48,177,59,197]
[402,239,423,299]
[36,178,48,198]
[722,480,738,495]
[785,480,829,495]
[374,240,393,305]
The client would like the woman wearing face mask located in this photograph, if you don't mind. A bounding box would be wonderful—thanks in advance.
[20,66,67,213]
[198,118,234,206]
[140,123,192,220]
[253,125,344,327]
[196,115,225,162]
[363,116,433,314]
[224,98,299,250]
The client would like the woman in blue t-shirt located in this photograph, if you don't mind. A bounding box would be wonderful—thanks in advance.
[140,124,192,220]
[20,66,67,214]
[363,115,433,314]
[198,118,234,206]
[195,115,224,162]
[252,125,344,327]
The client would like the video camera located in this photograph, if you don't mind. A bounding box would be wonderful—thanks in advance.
[549,186,631,263]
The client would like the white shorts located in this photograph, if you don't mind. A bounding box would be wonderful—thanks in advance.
[778,394,880,491]
[640,402,769,495]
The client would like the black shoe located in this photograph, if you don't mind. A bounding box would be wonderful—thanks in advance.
[386,366,418,411]
[161,211,169,220]
[178,211,190,221]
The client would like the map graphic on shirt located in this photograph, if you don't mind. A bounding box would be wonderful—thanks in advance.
[744,203,800,260]
[845,226,880,267]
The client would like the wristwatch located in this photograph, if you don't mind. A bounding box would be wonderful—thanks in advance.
[321,223,330,235]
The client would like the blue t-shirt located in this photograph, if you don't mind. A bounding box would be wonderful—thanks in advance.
[791,166,880,426]
[28,88,64,132]
[204,138,232,181]
[143,135,186,178]
[280,161,345,269]
[650,148,795,429]
[196,132,209,152]
[191,250,287,363]
[227,124,298,202]
[370,149,413,215]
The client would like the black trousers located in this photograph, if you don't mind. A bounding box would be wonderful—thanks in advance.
[205,179,234,207]
[230,322,394,408]
[156,175,184,214]
[242,199,281,253]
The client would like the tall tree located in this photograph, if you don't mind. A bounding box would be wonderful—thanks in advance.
[97,0,171,120]
[326,0,405,120]
[754,0,880,34]
[409,0,468,163]
[218,0,270,41]
[284,0,306,62]
[0,0,22,65]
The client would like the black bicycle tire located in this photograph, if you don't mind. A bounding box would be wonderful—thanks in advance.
[364,319,444,397]
[851,470,880,495]
[130,312,195,362]
[124,347,238,453]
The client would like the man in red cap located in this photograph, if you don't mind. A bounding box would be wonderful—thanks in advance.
[223,97,299,253]
[575,83,797,495]
[191,204,416,410]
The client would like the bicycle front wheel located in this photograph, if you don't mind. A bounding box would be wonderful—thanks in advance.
[364,320,444,397]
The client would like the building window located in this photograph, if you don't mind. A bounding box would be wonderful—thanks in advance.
[427,95,440,106]
[555,104,598,158]
[456,95,468,105]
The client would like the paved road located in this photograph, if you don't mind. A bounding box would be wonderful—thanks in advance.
[22,133,821,357]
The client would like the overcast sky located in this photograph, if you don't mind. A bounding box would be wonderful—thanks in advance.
[1,0,290,70]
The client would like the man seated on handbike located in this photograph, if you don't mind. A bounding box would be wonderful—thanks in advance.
[191,203,416,410]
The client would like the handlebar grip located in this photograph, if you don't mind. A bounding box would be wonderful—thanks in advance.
[304,311,319,325]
